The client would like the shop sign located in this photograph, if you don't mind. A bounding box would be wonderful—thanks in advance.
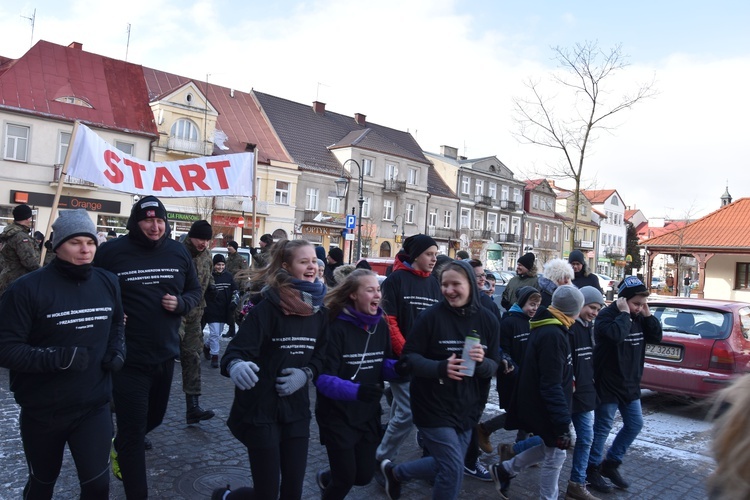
[10,190,121,213]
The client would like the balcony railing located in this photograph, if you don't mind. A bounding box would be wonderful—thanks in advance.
[166,136,213,155]
[433,228,459,240]
[383,179,406,192]
[52,165,96,187]
[475,195,493,206]
[470,229,492,241]
[496,233,517,243]
[499,200,517,211]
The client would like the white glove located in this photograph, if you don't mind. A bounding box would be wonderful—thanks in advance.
[229,361,260,390]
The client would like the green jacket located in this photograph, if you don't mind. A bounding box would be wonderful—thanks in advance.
[0,223,40,296]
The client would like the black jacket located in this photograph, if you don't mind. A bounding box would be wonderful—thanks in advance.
[0,260,124,419]
[404,260,500,431]
[203,269,237,323]
[572,271,602,294]
[497,309,532,408]
[569,318,597,413]
[594,302,663,404]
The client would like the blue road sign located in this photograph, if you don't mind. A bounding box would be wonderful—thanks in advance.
[346,214,356,229]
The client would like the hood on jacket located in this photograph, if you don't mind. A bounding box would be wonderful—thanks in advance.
[0,222,29,242]
[440,259,482,315]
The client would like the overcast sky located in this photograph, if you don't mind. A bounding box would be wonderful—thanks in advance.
[2,0,748,220]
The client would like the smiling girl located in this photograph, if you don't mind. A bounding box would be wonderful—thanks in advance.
[314,269,396,499]
[219,239,328,500]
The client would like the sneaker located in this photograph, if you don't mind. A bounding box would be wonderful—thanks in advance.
[477,423,493,453]
[464,460,492,481]
[601,459,629,489]
[380,459,401,500]
[585,463,612,494]
[211,484,231,500]
[489,462,514,499]
[497,443,515,463]
[203,344,211,360]
[110,438,122,481]
[565,480,602,500]
[316,469,331,493]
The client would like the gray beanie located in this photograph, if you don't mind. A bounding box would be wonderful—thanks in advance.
[579,285,605,307]
[51,209,98,250]
[551,284,585,316]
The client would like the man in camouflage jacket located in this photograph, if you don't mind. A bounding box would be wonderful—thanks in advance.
[0,205,40,296]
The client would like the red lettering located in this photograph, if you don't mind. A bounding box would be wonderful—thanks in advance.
[153,167,184,192]
[206,160,231,189]
[103,150,124,183]
[123,158,147,189]
[179,164,210,191]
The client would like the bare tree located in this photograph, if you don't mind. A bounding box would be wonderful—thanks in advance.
[193,196,214,221]
[513,41,657,251]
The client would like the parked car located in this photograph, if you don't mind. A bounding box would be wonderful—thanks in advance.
[640,298,750,398]
[211,246,252,267]
[651,276,666,290]
[593,273,616,294]
[488,270,515,312]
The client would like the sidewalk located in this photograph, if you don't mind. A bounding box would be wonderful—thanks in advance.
[0,332,711,499]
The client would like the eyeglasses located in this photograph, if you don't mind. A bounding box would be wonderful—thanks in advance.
[474,273,486,280]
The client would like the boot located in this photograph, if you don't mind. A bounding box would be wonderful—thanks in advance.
[477,423,493,453]
[186,394,215,424]
[601,458,629,489]
[585,463,612,494]
[203,344,211,360]
[211,355,219,368]
[565,480,601,500]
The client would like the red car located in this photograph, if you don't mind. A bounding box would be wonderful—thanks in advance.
[640,298,750,398]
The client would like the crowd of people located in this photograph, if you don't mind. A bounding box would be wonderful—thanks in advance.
[0,198,673,500]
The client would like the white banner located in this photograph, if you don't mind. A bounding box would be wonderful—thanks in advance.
[67,123,254,197]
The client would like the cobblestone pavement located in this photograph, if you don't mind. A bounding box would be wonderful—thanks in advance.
[0,332,714,499]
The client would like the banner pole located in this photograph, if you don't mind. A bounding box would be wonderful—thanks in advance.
[40,121,81,265]
[251,147,257,256]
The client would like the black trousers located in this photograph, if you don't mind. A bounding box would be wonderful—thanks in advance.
[112,359,175,499]
[322,439,379,500]
[21,403,112,500]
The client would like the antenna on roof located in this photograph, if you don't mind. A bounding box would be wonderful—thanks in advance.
[20,8,35,48]
[125,23,131,61]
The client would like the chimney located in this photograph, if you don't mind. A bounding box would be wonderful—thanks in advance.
[440,145,458,159]
[68,42,83,50]
[354,113,366,126]
[312,101,326,115]
[548,179,556,187]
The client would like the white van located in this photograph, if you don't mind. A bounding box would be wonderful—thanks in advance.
[211,246,252,267]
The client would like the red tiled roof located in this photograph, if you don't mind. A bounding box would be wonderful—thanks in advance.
[525,179,545,190]
[581,189,617,204]
[624,209,638,220]
[641,198,750,250]
[0,40,157,137]
[141,68,290,165]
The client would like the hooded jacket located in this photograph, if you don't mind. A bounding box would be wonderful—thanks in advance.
[593,301,662,404]
[381,251,441,357]
[570,255,602,293]
[203,268,238,323]
[511,305,573,447]
[569,318,597,413]
[0,222,40,295]
[501,271,540,311]
[403,260,500,431]
[93,199,202,365]
[497,308,532,407]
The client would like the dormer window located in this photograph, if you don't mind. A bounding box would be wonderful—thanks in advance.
[54,96,93,108]
[171,119,199,141]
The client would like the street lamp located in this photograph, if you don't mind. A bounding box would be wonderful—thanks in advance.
[392,215,404,244]
[335,159,364,262]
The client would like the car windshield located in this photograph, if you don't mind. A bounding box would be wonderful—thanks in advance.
[651,305,732,339]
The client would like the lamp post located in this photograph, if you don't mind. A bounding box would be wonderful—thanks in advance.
[334,159,364,262]
[392,214,405,245]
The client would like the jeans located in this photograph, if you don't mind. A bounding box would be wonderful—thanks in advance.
[376,380,413,461]
[504,443,566,500]
[393,426,472,500]
[113,360,175,499]
[20,404,111,500]
[589,399,643,465]
[207,322,223,355]
[512,434,543,455]
[683,285,691,297]
[570,411,594,483]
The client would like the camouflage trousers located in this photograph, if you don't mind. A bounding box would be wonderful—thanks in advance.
[179,316,203,395]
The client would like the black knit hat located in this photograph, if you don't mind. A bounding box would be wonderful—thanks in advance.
[403,234,438,263]
[131,196,167,222]
[260,234,273,245]
[187,220,212,240]
[227,240,239,250]
[515,286,540,308]
[618,276,648,299]
[568,250,585,265]
[213,253,226,265]
[328,247,344,263]
[13,204,33,221]
[517,252,535,270]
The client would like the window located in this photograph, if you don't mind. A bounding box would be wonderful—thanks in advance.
[386,163,397,180]
[565,228,571,242]
[583,228,588,240]
[327,196,341,213]
[611,196,619,206]
[460,208,471,229]
[362,158,373,176]
[461,176,470,194]
[500,216,508,234]
[443,210,452,228]
[511,217,520,235]
[473,210,484,230]
[362,196,371,218]
[115,141,134,156]
[475,179,484,196]
[275,181,290,205]
[383,200,394,220]
[544,225,550,241]
[429,210,438,228]
[601,233,607,244]
[532,194,539,209]
[406,203,415,223]
[524,221,530,238]
[581,204,588,216]
[513,188,522,204]
[170,119,199,141]
[58,131,71,164]
[534,223,541,240]
[487,213,497,232]
[305,188,319,210]
[553,227,559,243]
[489,182,497,199]
[501,185,509,201]
[5,124,29,161]
[407,167,419,185]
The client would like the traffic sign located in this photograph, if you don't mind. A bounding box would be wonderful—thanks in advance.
[346,214,356,229]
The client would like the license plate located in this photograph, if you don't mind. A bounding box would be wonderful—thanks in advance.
[646,343,682,361]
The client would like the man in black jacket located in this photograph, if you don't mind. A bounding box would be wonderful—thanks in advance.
[94,196,202,499]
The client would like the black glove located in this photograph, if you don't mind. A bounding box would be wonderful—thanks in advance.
[394,355,412,377]
[102,351,125,372]
[60,346,89,371]
[357,383,384,403]
[555,431,573,450]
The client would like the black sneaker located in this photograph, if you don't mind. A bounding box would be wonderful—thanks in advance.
[380,459,401,500]
[586,463,613,494]
[489,462,514,499]
[211,484,231,500]
[601,459,629,489]
[316,469,331,493]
